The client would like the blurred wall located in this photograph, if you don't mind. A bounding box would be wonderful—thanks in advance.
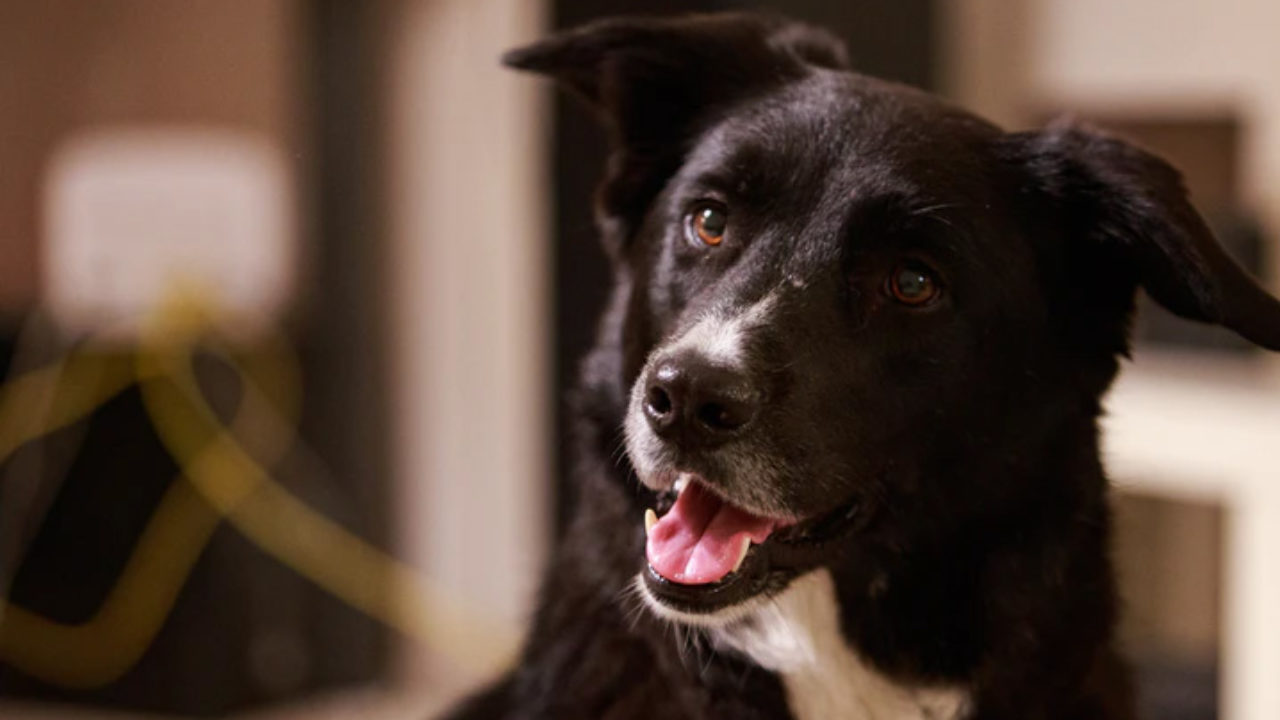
[1029,0,1280,288]
[0,1,304,317]
[945,0,1280,292]
[0,3,405,712]
[384,0,550,687]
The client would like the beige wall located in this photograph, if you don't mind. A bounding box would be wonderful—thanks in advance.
[384,0,550,688]
[1113,493,1222,661]
[0,1,303,315]
[944,0,1280,292]
[1027,0,1280,286]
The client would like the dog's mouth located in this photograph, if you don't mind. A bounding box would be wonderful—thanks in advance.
[645,478,779,585]
[640,475,863,616]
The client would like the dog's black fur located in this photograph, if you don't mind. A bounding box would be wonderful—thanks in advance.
[444,13,1280,720]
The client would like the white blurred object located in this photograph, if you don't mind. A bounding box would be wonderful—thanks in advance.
[386,0,549,688]
[1105,351,1280,720]
[42,128,296,338]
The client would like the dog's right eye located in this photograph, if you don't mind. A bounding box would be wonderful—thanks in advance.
[687,203,728,247]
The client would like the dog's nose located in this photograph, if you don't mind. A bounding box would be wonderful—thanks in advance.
[642,355,759,444]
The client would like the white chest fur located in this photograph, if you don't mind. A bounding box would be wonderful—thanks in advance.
[709,570,970,720]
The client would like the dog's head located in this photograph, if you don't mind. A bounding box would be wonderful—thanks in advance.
[505,13,1280,622]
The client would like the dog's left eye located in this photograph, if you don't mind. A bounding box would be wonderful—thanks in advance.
[887,263,942,306]
[688,203,728,247]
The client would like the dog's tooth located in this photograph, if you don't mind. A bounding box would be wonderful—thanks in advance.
[644,508,657,535]
[674,476,688,494]
[732,537,750,574]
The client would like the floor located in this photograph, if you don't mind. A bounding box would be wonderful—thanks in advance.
[0,688,451,720]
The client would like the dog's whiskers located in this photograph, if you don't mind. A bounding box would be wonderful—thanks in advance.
[608,424,631,468]
[616,581,651,632]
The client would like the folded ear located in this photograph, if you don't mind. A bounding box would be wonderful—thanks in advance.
[1006,119,1280,351]
[503,13,847,241]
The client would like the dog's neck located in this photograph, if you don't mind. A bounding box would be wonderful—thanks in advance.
[710,569,971,720]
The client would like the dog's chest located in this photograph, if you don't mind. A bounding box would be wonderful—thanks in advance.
[709,570,969,720]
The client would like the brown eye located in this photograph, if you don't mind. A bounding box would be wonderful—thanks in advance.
[887,263,941,306]
[689,203,728,246]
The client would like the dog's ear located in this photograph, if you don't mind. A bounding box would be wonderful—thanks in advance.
[1006,119,1280,351]
[503,13,847,242]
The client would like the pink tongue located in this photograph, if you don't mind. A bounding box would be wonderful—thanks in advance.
[646,481,776,585]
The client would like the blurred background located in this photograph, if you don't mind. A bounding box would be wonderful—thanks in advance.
[1,1,1278,719]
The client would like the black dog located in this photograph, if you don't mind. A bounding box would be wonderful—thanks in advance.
[445,13,1280,720]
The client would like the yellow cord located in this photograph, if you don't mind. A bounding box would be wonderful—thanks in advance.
[0,298,519,688]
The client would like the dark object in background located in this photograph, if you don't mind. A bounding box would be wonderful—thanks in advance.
[1135,653,1219,720]
[0,350,389,717]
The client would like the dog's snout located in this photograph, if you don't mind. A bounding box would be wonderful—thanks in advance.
[643,355,759,445]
